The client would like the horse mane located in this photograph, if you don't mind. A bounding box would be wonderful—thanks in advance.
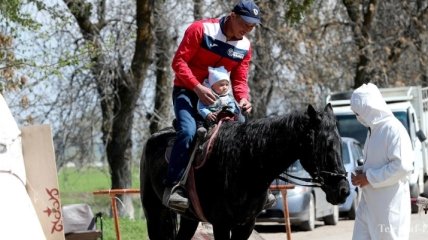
[205,110,311,191]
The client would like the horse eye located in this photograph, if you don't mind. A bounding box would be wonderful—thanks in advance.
[325,137,334,145]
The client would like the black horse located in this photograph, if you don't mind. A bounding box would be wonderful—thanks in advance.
[140,104,350,240]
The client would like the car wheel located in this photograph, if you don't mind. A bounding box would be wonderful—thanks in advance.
[347,193,358,220]
[300,194,315,231]
[324,205,339,225]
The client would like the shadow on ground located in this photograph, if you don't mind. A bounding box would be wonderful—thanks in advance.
[254,223,325,234]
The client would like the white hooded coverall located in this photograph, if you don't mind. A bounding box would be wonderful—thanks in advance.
[350,83,413,240]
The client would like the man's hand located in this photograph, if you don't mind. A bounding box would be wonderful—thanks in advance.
[239,98,252,114]
[194,84,215,105]
[351,172,369,187]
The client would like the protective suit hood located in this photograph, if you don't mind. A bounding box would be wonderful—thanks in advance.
[350,83,393,128]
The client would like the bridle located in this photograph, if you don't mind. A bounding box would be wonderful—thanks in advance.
[279,170,347,188]
[278,128,347,188]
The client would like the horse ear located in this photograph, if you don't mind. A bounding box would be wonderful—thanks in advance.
[307,104,317,119]
[324,103,334,115]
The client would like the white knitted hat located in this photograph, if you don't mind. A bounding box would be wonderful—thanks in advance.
[208,66,230,87]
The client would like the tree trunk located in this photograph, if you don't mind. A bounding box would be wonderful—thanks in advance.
[250,1,277,118]
[193,0,203,21]
[64,0,154,217]
[150,1,173,134]
[342,0,377,88]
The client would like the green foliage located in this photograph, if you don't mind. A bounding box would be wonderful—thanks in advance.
[0,33,27,94]
[285,0,315,24]
[0,0,43,29]
[0,0,49,93]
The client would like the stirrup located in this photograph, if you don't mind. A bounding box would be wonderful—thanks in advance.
[167,185,189,213]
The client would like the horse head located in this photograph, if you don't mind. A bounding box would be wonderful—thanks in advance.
[298,103,350,205]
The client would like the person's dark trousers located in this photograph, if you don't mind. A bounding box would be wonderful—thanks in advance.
[165,87,202,187]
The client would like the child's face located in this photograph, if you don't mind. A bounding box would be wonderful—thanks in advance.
[212,80,230,95]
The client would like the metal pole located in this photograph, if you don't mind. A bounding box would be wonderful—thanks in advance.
[269,184,294,240]
[111,196,121,240]
[93,189,141,240]
[280,189,292,240]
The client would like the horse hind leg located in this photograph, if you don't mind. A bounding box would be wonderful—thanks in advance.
[176,218,199,240]
[142,178,177,239]
[212,222,254,240]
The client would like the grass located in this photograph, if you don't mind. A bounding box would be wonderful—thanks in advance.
[101,218,147,240]
[58,166,148,240]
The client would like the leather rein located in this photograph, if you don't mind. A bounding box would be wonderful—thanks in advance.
[277,132,347,188]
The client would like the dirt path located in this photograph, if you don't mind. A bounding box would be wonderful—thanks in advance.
[256,213,428,240]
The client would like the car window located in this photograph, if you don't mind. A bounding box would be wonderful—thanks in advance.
[336,115,368,144]
[393,111,410,136]
[351,142,364,165]
[287,160,303,172]
[342,142,351,164]
[337,113,409,145]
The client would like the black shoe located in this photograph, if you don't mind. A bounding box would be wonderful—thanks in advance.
[197,126,207,138]
[167,186,189,213]
[162,187,172,207]
[264,193,276,209]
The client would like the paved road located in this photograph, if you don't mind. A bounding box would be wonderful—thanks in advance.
[255,213,428,240]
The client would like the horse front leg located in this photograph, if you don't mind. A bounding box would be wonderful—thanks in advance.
[212,223,232,240]
[176,217,199,240]
[231,219,256,240]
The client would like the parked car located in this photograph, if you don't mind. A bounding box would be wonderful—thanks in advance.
[339,137,364,219]
[256,159,339,231]
[256,137,364,231]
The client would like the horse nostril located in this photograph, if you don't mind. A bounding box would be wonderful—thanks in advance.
[341,186,350,197]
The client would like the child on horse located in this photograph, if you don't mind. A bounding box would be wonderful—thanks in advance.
[197,66,244,130]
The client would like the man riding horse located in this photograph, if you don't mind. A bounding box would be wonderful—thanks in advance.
[164,0,275,211]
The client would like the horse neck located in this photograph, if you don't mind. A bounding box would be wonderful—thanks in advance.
[253,116,307,183]
[214,115,307,191]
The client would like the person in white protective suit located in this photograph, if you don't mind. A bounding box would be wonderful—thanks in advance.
[350,83,413,240]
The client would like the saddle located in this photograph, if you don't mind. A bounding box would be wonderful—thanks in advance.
[164,127,213,168]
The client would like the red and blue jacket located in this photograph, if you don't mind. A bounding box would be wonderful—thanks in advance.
[172,17,252,102]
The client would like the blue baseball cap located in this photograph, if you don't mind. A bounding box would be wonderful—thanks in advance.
[233,0,261,25]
